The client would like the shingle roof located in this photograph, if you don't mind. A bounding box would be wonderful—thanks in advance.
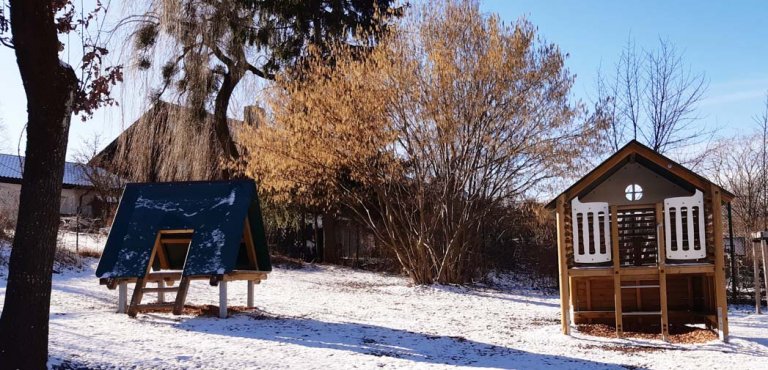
[0,153,93,187]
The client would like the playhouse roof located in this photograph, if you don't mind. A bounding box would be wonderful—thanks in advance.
[546,140,734,209]
[96,179,270,279]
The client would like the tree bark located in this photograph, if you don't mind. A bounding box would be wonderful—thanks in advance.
[0,1,78,368]
[213,70,242,179]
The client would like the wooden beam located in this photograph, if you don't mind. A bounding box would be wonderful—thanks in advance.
[127,278,146,318]
[761,239,768,310]
[154,243,171,270]
[621,266,662,276]
[754,241,763,314]
[710,184,729,341]
[221,271,269,282]
[142,286,179,294]
[569,276,576,316]
[568,268,613,277]
[611,205,623,337]
[665,264,715,275]
[556,195,571,335]
[656,203,669,341]
[160,238,192,244]
[575,310,716,322]
[158,229,194,234]
[172,277,191,315]
[243,216,259,269]
[134,303,175,312]
[573,311,615,320]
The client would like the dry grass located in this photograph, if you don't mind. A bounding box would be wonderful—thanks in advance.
[270,254,305,270]
[76,248,102,259]
[577,323,717,344]
[53,247,84,272]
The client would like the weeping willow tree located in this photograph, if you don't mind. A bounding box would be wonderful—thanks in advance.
[241,0,606,284]
[114,0,401,181]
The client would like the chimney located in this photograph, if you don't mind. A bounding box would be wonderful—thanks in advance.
[243,105,265,128]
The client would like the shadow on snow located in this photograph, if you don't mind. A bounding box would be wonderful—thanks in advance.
[171,312,644,369]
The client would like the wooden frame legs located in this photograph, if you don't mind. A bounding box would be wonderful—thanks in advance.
[117,281,127,314]
[219,281,228,318]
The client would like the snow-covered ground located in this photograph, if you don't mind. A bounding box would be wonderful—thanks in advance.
[0,241,767,369]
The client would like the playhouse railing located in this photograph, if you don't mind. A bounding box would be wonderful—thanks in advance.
[571,190,708,266]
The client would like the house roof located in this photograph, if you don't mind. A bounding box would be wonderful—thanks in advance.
[95,179,271,279]
[545,140,734,209]
[0,153,93,188]
[90,100,250,182]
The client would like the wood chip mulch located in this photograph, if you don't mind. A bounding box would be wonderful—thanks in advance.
[181,305,283,320]
[577,323,717,344]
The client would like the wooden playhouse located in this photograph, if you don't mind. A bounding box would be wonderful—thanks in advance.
[96,180,271,318]
[547,141,734,341]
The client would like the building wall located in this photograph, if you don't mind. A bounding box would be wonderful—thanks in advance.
[580,162,693,205]
[0,182,96,220]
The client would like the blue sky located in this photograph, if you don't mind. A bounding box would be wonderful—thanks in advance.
[482,0,768,137]
[0,1,767,159]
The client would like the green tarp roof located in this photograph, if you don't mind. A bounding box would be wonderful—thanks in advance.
[96,180,270,279]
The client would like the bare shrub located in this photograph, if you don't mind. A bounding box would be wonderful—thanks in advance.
[481,202,558,289]
[52,236,84,273]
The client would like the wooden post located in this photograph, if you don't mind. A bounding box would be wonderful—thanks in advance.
[117,281,127,314]
[219,281,228,318]
[611,205,623,337]
[555,195,571,335]
[710,184,729,341]
[157,280,166,303]
[247,280,255,308]
[756,240,764,314]
[656,203,669,341]
[762,239,768,310]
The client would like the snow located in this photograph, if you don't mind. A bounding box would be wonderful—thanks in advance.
[211,189,237,209]
[198,228,226,273]
[0,237,767,369]
[135,196,184,213]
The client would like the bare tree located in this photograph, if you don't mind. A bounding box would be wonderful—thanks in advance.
[74,135,124,223]
[241,1,604,284]
[709,135,764,235]
[759,93,768,230]
[597,38,709,156]
[0,1,121,367]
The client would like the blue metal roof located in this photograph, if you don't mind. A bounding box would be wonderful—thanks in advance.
[96,180,271,279]
[0,153,93,187]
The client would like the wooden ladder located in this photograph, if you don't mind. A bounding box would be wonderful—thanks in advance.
[611,203,669,341]
[127,273,191,317]
[127,232,192,317]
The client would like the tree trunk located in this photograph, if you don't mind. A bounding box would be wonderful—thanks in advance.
[213,70,242,179]
[0,1,78,367]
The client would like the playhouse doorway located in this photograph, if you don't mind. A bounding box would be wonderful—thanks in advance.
[151,229,194,272]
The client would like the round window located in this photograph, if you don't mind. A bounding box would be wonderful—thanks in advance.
[625,184,643,201]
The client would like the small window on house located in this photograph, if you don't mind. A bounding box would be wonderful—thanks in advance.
[625,184,643,201]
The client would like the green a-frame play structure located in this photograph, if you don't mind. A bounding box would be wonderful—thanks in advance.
[96,180,271,318]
